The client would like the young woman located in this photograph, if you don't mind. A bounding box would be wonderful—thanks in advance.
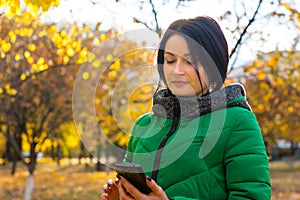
[101,16,271,200]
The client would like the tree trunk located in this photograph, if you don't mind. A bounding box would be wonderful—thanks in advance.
[23,174,34,200]
[56,144,62,166]
[24,147,37,200]
[78,141,85,164]
[11,153,17,175]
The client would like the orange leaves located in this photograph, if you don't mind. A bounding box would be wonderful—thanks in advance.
[256,70,266,80]
[281,3,300,30]
[244,50,300,144]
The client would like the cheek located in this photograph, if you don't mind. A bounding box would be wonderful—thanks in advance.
[163,67,172,80]
[196,67,208,83]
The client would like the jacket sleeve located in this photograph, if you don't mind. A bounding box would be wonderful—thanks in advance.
[224,109,271,199]
[123,132,134,163]
[123,113,150,163]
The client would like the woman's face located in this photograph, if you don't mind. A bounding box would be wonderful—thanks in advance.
[163,34,208,97]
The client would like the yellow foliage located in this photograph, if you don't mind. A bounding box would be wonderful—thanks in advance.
[37,57,45,65]
[87,52,96,62]
[15,53,22,61]
[66,46,75,57]
[5,84,17,95]
[22,135,30,152]
[257,104,264,112]
[25,50,31,58]
[8,31,17,43]
[39,29,47,38]
[1,40,12,53]
[20,73,27,80]
[28,43,36,52]
[79,48,88,59]
[106,54,113,62]
[100,34,106,41]
[110,59,120,70]
[82,72,89,80]
[27,56,34,64]
[72,41,81,52]
[39,63,49,71]
[57,48,65,56]
[281,3,291,11]
[41,138,52,151]
[32,63,39,72]
[256,71,265,80]
[63,55,69,65]
[3,0,22,18]
[92,59,101,68]
[60,122,80,149]
[288,106,294,113]
[108,71,117,80]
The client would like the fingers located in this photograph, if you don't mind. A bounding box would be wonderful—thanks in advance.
[145,176,168,198]
[145,176,160,193]
[102,178,120,200]
[118,176,168,200]
[118,176,141,199]
[103,178,119,193]
[100,193,108,200]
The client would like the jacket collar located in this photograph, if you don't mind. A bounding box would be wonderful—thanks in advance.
[152,83,251,119]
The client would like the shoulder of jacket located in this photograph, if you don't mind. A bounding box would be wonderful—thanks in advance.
[225,106,260,130]
[134,112,154,126]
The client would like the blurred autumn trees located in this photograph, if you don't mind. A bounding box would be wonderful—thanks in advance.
[241,2,300,157]
[243,50,300,156]
[0,0,60,17]
[0,0,300,173]
[0,7,155,199]
[0,7,155,177]
[0,12,84,175]
[0,1,299,199]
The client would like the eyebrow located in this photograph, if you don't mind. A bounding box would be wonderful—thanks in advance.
[165,51,191,58]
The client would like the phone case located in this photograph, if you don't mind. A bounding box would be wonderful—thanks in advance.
[113,162,152,194]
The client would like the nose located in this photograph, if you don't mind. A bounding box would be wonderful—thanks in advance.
[174,60,184,74]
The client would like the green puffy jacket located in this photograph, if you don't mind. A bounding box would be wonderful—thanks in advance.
[124,84,271,199]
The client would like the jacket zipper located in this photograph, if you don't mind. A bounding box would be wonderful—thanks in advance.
[152,98,180,181]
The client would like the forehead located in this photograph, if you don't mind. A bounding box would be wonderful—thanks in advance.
[164,34,190,57]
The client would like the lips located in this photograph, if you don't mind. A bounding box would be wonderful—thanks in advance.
[171,80,189,87]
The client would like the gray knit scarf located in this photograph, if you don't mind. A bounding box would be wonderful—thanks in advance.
[152,83,251,119]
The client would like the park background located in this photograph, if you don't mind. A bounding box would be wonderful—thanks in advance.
[0,0,300,199]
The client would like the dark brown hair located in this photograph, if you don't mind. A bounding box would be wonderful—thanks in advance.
[157,16,229,92]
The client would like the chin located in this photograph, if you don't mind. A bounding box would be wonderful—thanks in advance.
[172,91,196,97]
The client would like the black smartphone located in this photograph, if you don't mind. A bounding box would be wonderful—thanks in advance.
[113,162,152,194]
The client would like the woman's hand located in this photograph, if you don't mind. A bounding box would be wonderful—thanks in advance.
[100,178,120,200]
[118,176,169,200]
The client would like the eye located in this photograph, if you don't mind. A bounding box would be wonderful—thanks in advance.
[166,59,175,64]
